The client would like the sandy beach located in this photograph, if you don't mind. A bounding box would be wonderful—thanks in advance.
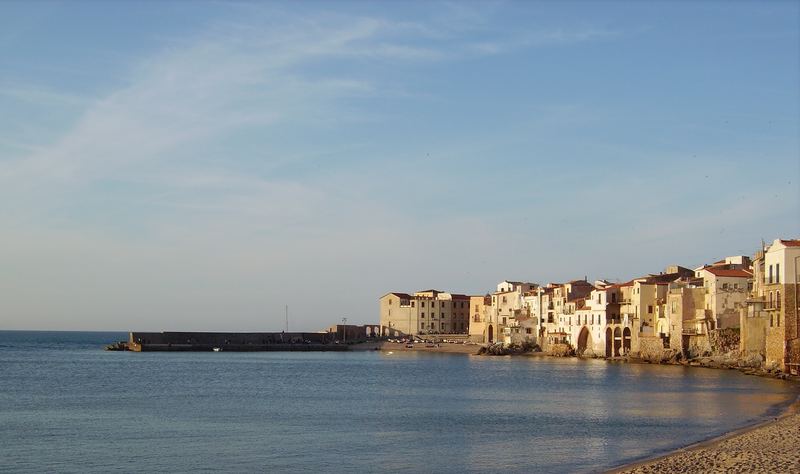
[611,398,800,474]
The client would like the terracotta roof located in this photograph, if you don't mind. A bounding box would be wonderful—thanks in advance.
[780,239,800,247]
[703,267,752,278]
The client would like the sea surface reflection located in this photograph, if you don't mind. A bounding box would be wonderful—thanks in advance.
[0,331,796,473]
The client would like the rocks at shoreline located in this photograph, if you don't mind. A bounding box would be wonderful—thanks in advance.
[478,341,541,356]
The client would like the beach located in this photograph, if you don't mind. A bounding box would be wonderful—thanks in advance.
[612,397,800,474]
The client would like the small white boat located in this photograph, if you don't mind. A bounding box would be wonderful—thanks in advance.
[212,347,222,352]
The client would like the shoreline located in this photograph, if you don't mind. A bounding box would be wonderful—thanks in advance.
[606,390,800,473]
[352,341,800,473]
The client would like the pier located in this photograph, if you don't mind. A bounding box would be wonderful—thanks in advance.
[124,331,349,352]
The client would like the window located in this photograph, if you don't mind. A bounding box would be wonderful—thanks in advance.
[502,317,507,324]
[421,301,425,308]
[777,263,780,283]
[503,296,507,303]
[722,283,729,290]
[769,292,774,309]
[648,305,653,314]
[777,290,781,310]
[389,298,392,305]
[769,265,773,284]
[526,328,532,334]
[421,312,425,318]
[411,301,415,307]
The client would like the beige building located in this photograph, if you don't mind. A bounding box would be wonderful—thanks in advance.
[468,295,493,343]
[379,290,470,337]
[490,280,537,344]
[761,239,800,372]
[665,281,706,352]
[528,280,594,349]
[697,267,752,329]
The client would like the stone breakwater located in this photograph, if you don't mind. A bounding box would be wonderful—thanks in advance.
[124,331,347,352]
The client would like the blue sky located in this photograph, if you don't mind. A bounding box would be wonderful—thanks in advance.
[1,1,798,331]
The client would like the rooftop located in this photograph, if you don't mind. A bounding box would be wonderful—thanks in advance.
[703,267,753,278]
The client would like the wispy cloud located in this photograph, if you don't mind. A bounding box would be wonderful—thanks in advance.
[469,26,623,55]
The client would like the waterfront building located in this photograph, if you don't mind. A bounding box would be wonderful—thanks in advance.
[740,248,771,359]
[665,279,706,352]
[490,280,537,344]
[761,239,800,372]
[574,282,619,356]
[379,290,471,337]
[531,280,594,349]
[468,294,493,343]
[696,266,753,329]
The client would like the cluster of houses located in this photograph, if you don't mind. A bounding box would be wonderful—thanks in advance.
[379,238,800,374]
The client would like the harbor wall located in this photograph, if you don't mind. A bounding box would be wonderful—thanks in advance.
[128,331,344,352]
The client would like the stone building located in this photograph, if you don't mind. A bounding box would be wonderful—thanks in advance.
[379,290,470,337]
[489,280,537,344]
[468,294,493,343]
[528,280,594,349]
[696,266,753,329]
[761,239,800,372]
[665,280,706,353]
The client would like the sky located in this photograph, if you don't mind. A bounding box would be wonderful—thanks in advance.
[0,1,798,331]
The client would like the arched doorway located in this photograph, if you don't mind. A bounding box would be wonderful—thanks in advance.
[623,327,631,355]
[613,327,622,357]
[577,327,592,355]
[605,327,613,357]
[487,325,494,343]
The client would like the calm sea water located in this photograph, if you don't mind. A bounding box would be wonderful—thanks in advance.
[0,331,796,473]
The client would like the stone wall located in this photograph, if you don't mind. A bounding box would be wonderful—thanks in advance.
[708,328,740,354]
[549,343,574,357]
[638,335,666,362]
[686,334,712,358]
[741,310,768,356]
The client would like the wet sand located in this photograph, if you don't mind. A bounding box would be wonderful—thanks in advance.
[611,397,800,474]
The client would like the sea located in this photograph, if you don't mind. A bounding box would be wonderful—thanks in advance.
[0,331,796,473]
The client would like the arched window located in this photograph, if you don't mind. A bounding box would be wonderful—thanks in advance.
[769,291,774,309]
[776,290,781,310]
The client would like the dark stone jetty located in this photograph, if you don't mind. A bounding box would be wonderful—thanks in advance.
[125,331,348,352]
